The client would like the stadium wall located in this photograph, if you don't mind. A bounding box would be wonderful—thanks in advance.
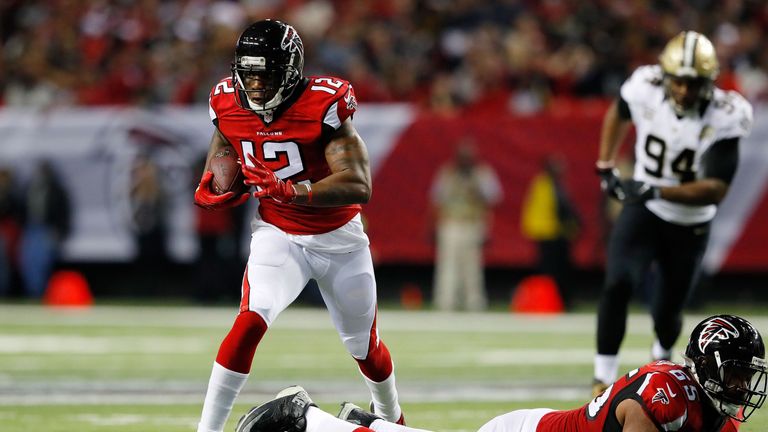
[1,103,767,275]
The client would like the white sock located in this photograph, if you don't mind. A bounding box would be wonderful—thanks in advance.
[360,366,402,423]
[197,362,249,432]
[652,339,672,361]
[594,354,619,384]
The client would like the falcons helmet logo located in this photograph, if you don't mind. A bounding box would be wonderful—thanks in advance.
[698,317,740,353]
[281,25,303,54]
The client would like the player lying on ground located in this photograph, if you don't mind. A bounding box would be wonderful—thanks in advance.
[235,314,766,432]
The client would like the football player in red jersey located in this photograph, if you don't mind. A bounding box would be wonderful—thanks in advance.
[234,315,766,432]
[194,20,405,432]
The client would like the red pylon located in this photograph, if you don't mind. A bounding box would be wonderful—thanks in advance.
[510,274,564,314]
[43,270,94,307]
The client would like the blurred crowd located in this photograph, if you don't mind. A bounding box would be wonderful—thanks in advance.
[0,162,71,299]
[3,0,768,114]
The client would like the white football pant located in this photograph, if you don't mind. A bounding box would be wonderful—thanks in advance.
[477,409,553,432]
[242,217,377,359]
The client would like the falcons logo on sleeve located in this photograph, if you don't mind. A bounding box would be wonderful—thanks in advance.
[652,383,679,406]
[698,317,740,352]
[344,86,357,111]
[652,388,671,405]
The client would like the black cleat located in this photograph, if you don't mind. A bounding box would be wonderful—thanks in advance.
[235,386,315,432]
[337,402,383,427]
[369,401,406,425]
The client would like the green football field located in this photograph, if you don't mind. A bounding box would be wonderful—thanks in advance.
[0,304,766,431]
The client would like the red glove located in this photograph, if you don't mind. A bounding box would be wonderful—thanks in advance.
[243,154,297,203]
[194,171,249,210]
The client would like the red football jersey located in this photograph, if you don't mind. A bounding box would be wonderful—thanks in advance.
[538,361,727,432]
[208,75,361,235]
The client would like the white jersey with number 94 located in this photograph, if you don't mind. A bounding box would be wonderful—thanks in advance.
[620,65,753,225]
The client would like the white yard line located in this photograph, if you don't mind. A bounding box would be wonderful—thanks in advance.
[0,382,588,405]
[0,335,210,353]
[1,305,766,406]
[2,305,761,334]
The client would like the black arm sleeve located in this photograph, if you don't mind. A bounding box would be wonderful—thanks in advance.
[616,95,631,120]
[700,137,739,184]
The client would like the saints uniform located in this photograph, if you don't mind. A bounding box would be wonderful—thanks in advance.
[596,62,753,377]
[621,65,752,225]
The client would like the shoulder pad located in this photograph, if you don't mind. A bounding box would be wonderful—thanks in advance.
[709,89,753,140]
[306,76,357,129]
[208,77,238,122]
[638,372,691,431]
[621,65,663,104]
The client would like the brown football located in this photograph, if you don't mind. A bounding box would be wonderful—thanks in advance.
[210,146,246,195]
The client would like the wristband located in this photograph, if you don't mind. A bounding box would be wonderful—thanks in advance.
[305,183,313,204]
[595,160,615,170]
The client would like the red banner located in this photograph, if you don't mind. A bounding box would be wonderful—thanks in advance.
[365,101,768,272]
[366,104,611,268]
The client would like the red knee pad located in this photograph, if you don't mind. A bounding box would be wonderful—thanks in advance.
[216,311,268,373]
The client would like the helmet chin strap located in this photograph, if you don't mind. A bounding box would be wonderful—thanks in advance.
[245,93,281,115]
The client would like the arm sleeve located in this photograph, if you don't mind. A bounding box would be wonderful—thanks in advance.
[323,83,358,129]
[637,373,690,431]
[619,65,659,107]
[617,95,632,120]
[715,92,753,140]
[209,96,217,124]
[701,138,739,184]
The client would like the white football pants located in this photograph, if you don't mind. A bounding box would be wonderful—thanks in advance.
[241,221,377,359]
[477,408,553,432]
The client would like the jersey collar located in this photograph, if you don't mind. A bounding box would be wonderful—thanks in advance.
[255,78,309,125]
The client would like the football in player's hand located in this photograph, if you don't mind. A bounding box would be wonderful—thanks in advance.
[210,146,246,195]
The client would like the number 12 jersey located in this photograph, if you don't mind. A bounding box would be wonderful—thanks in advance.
[208,76,360,235]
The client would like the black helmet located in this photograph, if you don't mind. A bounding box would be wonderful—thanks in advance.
[231,20,304,114]
[684,315,767,421]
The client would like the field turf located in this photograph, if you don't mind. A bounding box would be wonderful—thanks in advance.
[0,304,766,431]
